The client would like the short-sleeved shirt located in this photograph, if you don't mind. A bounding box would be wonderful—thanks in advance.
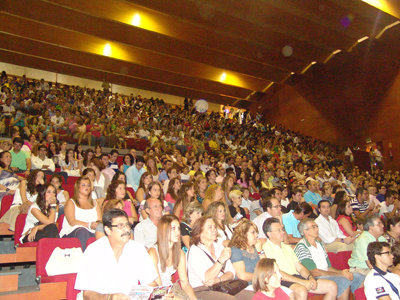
[294,238,331,271]
[252,288,290,300]
[350,198,369,213]
[348,231,387,269]
[253,212,272,239]
[75,237,157,295]
[304,190,322,206]
[262,239,299,275]
[230,246,260,285]
[10,150,29,171]
[364,268,400,300]
[282,210,301,238]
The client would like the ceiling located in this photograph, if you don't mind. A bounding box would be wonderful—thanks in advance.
[0,0,399,108]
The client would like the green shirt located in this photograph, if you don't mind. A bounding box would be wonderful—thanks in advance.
[263,239,299,275]
[294,238,331,271]
[348,231,387,269]
[10,150,29,171]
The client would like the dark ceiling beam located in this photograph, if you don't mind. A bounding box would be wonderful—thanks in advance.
[0,31,253,102]
[1,0,289,81]
[0,13,268,93]
[48,0,310,72]
[0,49,241,106]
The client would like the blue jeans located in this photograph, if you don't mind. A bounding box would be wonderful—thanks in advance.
[318,272,365,296]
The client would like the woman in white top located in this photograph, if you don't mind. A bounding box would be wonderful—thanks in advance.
[21,183,59,243]
[187,216,253,300]
[148,215,196,300]
[205,201,233,247]
[59,149,80,177]
[0,169,44,231]
[50,174,70,216]
[60,176,101,250]
[88,158,110,198]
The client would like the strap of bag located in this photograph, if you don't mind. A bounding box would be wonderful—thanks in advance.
[197,245,225,273]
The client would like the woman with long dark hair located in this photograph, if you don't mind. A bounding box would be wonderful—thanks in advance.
[20,183,59,243]
[148,215,196,299]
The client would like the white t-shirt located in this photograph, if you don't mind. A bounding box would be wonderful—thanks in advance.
[75,237,157,295]
[315,214,346,244]
[379,202,394,217]
[187,243,235,288]
[253,212,272,239]
[364,269,400,300]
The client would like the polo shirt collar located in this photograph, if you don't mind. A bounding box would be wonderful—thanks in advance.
[373,265,387,275]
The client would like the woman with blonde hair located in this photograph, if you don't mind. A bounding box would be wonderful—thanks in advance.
[60,176,101,250]
[194,176,207,204]
[202,184,224,210]
[228,219,265,284]
[148,214,197,300]
[205,201,232,246]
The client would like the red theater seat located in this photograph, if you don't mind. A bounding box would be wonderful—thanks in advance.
[327,251,351,270]
[14,214,38,248]
[36,238,82,300]
[0,194,14,218]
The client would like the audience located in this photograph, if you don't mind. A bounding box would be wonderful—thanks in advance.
[134,197,162,248]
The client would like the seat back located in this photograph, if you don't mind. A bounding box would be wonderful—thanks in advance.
[0,194,14,218]
[14,213,27,246]
[56,215,64,233]
[327,251,351,270]
[67,176,79,186]
[63,185,74,199]
[354,287,367,300]
[126,187,135,199]
[85,237,96,249]
[36,238,82,278]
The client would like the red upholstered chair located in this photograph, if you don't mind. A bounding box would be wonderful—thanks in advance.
[63,185,74,199]
[0,194,14,218]
[56,215,64,233]
[116,155,123,166]
[327,251,351,270]
[126,187,135,199]
[354,287,367,300]
[36,238,82,300]
[85,236,96,250]
[14,214,38,248]
[67,176,79,186]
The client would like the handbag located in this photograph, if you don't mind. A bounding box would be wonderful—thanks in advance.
[209,278,248,295]
[196,245,248,295]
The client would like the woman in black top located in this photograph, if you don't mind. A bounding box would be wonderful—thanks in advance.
[228,189,246,221]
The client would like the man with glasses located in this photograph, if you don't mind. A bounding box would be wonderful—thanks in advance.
[349,216,387,275]
[253,197,282,240]
[31,144,55,172]
[295,219,364,300]
[75,209,159,299]
[262,217,337,300]
[365,241,400,300]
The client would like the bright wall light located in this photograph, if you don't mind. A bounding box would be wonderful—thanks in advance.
[103,43,112,56]
[220,72,227,82]
[361,0,400,18]
[131,13,141,26]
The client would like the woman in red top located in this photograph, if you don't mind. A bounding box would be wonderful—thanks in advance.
[252,258,291,300]
[336,200,361,237]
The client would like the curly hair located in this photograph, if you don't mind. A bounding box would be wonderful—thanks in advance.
[203,184,223,203]
[105,180,125,201]
[27,169,45,195]
[228,219,258,250]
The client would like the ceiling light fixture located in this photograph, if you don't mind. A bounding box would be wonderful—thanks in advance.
[103,43,112,56]
[220,72,227,82]
[132,13,141,26]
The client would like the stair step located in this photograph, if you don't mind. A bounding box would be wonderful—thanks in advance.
[0,223,13,237]
[0,271,21,293]
[0,247,36,264]
[0,282,67,299]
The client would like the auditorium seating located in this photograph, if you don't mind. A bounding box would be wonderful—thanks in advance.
[36,238,82,300]
[0,195,13,218]
[14,214,38,248]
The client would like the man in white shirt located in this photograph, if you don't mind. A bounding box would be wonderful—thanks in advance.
[75,209,158,299]
[253,197,282,240]
[379,190,400,221]
[315,200,356,253]
[365,241,400,300]
[134,198,162,248]
[31,144,55,172]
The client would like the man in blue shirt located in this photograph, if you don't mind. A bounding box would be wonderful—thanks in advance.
[282,203,310,244]
[125,156,146,192]
[304,180,322,208]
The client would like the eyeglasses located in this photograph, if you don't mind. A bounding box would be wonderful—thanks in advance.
[109,223,131,230]
[379,251,392,255]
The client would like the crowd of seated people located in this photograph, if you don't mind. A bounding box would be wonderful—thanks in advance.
[2,71,400,299]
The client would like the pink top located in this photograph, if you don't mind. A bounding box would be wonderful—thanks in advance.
[252,288,290,300]
[123,199,133,217]
[336,214,356,237]
[165,193,176,204]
